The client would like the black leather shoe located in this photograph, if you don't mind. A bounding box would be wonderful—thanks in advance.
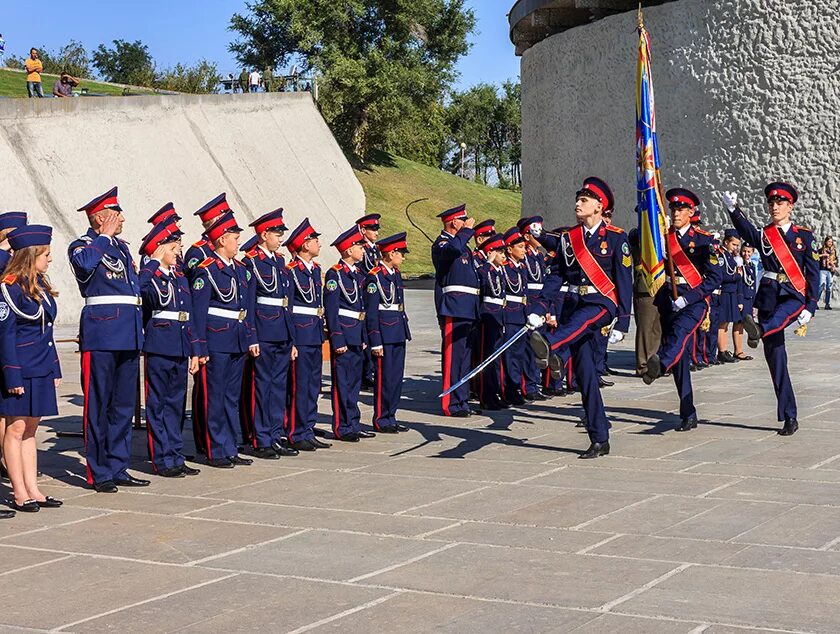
[252,447,280,460]
[180,464,201,476]
[579,442,610,459]
[547,354,562,373]
[718,351,736,363]
[598,377,614,388]
[36,496,63,508]
[0,509,14,519]
[337,433,360,442]
[450,410,470,418]
[743,314,762,348]
[675,415,698,432]
[377,425,399,433]
[689,364,698,372]
[311,438,332,449]
[114,475,151,487]
[779,418,799,436]
[358,430,376,439]
[395,424,409,432]
[529,331,550,361]
[159,466,186,478]
[313,427,330,438]
[94,480,119,493]
[207,458,235,468]
[642,354,661,385]
[11,499,39,513]
[523,391,536,402]
[229,455,253,466]
[507,393,526,406]
[530,391,549,401]
[271,440,300,456]
[469,407,483,415]
[289,439,317,452]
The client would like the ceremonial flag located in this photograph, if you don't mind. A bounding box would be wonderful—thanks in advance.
[635,10,669,296]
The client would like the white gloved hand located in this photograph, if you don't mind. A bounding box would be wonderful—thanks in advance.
[672,296,688,312]
[527,313,546,329]
[734,256,744,266]
[722,191,738,212]
[608,330,624,345]
[530,223,542,238]
[798,309,812,326]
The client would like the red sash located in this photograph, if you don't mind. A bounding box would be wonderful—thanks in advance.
[763,225,806,295]
[568,226,618,306]
[667,231,703,289]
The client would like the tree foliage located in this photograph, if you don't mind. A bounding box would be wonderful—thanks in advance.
[92,39,155,86]
[5,40,92,78]
[155,60,221,94]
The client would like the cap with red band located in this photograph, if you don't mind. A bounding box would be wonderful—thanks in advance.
[503,227,525,247]
[764,181,798,204]
[576,177,614,212]
[437,204,467,222]
[205,212,243,243]
[665,187,701,210]
[147,202,181,225]
[140,220,183,256]
[78,187,121,216]
[331,226,366,252]
[355,213,381,229]
[283,218,321,252]
[474,219,496,236]
[516,215,543,235]
[193,193,230,223]
[377,232,409,254]
[240,234,259,254]
[478,233,504,252]
[250,208,287,234]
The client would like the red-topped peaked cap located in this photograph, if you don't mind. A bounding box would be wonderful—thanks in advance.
[147,202,181,225]
[665,188,701,210]
[478,233,505,253]
[193,193,230,224]
[250,208,287,234]
[437,204,467,222]
[205,212,243,243]
[577,177,614,213]
[283,217,320,252]
[764,181,798,204]
[78,187,121,216]
[377,232,409,254]
[331,226,366,253]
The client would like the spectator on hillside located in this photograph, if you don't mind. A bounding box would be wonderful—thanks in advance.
[52,73,79,98]
[248,68,262,93]
[263,67,273,92]
[818,236,837,310]
[24,48,44,98]
[238,68,249,93]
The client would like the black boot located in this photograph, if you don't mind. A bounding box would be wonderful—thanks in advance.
[579,441,610,459]
[778,418,799,436]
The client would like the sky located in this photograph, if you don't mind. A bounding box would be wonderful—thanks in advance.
[0,0,520,90]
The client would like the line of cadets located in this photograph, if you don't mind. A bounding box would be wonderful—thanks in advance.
[433,177,819,458]
[57,187,410,493]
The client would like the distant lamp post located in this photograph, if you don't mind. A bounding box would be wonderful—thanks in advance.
[459,142,466,178]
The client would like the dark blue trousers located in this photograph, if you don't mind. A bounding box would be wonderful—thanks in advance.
[287,345,321,443]
[758,298,804,421]
[144,353,188,472]
[570,335,609,444]
[330,345,363,438]
[241,341,292,448]
[478,318,503,407]
[204,351,246,460]
[372,343,406,430]
[522,327,543,395]
[81,350,139,485]
[502,323,528,399]
[439,316,473,416]
[594,330,608,375]
[362,344,375,385]
[659,301,706,421]
[706,297,720,361]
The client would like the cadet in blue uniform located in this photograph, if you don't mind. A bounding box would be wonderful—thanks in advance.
[283,218,330,451]
[324,227,376,442]
[183,193,230,284]
[500,228,529,405]
[640,188,722,431]
[516,216,550,400]
[139,220,202,477]
[190,212,258,467]
[0,212,27,274]
[432,204,480,417]
[468,219,496,398]
[723,182,819,435]
[474,233,507,410]
[0,224,63,514]
[592,209,620,387]
[732,242,756,361]
[365,233,412,431]
[530,177,632,458]
[240,209,299,459]
[68,187,148,492]
[716,229,743,363]
[147,202,181,227]
[356,213,380,389]
[704,234,723,366]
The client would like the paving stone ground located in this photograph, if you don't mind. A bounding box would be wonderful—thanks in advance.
[1,288,839,633]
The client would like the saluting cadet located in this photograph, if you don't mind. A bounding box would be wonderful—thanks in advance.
[716,229,744,364]
[517,216,549,400]
[500,228,529,405]
[0,224,63,514]
[68,187,148,492]
[723,183,819,436]
[469,219,496,397]
[432,204,480,417]
[530,177,632,458]
[640,188,722,431]
[0,212,27,274]
[356,213,381,389]
[365,232,412,431]
[325,227,376,442]
[190,212,258,467]
[141,203,182,266]
[138,220,201,477]
[474,233,507,410]
[732,242,756,361]
[240,209,299,459]
[283,218,330,451]
[183,193,231,283]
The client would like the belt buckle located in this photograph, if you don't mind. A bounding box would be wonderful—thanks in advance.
[523,297,527,306]
[178,311,188,322]
[135,296,143,306]
[579,285,590,295]
[398,303,404,312]
[281,298,288,307]
[317,307,324,317]
[237,310,246,321]
[778,273,788,283]
[502,299,507,307]
[358,311,366,320]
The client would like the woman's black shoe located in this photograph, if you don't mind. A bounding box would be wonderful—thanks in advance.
[0,509,14,519]
[36,496,63,508]
[11,499,40,513]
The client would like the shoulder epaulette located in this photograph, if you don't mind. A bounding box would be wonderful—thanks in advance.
[197,257,215,269]
[605,225,625,234]
[330,263,342,271]
[245,248,259,259]
[694,228,712,237]
[369,266,382,275]
[192,239,207,248]
[2,274,16,284]
[795,225,812,232]
[234,259,245,267]
[286,260,300,270]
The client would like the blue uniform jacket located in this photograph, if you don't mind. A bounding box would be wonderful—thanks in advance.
[742,261,757,301]
[324,261,366,349]
[0,279,61,387]
[523,246,547,308]
[139,260,201,358]
[662,227,722,306]
[729,208,819,314]
[190,255,256,356]
[432,228,480,320]
[501,260,527,326]
[68,229,143,352]
[364,264,411,347]
[287,257,325,346]
[359,241,380,275]
[478,262,506,325]
[0,250,10,274]
[183,237,215,283]
[720,250,743,304]
[243,246,295,344]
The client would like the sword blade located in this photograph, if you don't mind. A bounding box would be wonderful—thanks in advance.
[438,324,532,398]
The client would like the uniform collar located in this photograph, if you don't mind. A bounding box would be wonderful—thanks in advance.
[381,262,395,275]
[582,220,602,236]
[217,254,233,267]
[298,256,314,271]
[258,244,275,259]
[678,224,690,237]
[159,265,172,276]
[778,221,792,234]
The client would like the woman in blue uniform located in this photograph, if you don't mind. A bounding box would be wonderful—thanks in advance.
[0,224,62,513]
[716,229,743,363]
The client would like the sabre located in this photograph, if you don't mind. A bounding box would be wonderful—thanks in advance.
[438,324,534,398]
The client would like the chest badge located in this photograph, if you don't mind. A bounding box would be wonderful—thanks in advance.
[795,237,803,250]
[599,241,608,255]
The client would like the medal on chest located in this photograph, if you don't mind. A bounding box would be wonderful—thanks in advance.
[599,240,608,255]
[795,237,803,251]
[688,241,695,254]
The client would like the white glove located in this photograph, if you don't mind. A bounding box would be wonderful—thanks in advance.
[608,330,624,345]
[734,256,744,266]
[722,191,738,212]
[530,223,542,238]
[527,313,546,329]
[798,309,812,326]
[672,296,688,312]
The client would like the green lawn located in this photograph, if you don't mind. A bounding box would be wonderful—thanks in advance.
[0,67,155,98]
[355,151,522,277]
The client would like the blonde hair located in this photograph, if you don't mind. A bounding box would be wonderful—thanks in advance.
[4,245,57,298]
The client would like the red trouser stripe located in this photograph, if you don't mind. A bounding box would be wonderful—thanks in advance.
[374,355,383,429]
[202,366,212,460]
[665,311,706,372]
[441,317,454,415]
[81,351,93,484]
[550,309,608,350]
[331,353,341,438]
[762,304,804,338]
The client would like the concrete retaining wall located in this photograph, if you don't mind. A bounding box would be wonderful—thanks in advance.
[0,92,365,323]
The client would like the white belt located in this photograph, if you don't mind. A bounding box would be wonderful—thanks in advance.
[671,276,689,285]
[712,289,721,295]
[293,306,324,317]
[506,295,526,304]
[85,295,141,307]
[208,307,247,321]
[442,285,479,295]
[762,271,789,283]
[338,308,365,320]
[559,284,570,293]
[380,304,405,312]
[527,283,544,290]
[152,310,189,322]
[256,297,288,307]
[565,285,600,296]
[482,297,505,306]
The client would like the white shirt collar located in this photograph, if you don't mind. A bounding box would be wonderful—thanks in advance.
[778,221,792,234]
[381,263,395,275]
[299,257,314,271]
[583,220,603,235]
[158,265,172,276]
[678,224,690,237]
[218,254,233,267]
[258,244,275,259]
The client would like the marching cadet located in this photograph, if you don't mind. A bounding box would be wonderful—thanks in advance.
[0,224,62,515]
[723,183,819,436]
[356,213,381,388]
[183,193,231,283]
[240,209,299,458]
[190,212,258,467]
[474,233,508,410]
[365,232,412,431]
[0,212,27,273]
[432,204,480,417]
[517,216,549,400]
[640,188,722,431]
[534,224,569,397]
[593,209,619,387]
[530,177,633,458]
[68,187,148,492]
[716,229,744,363]
[732,242,756,361]
[138,220,201,477]
[283,218,330,451]
[325,227,376,442]
[500,228,529,405]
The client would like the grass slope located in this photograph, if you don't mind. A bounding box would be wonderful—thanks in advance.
[0,68,155,98]
[354,152,522,277]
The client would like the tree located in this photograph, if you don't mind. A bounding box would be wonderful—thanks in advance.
[156,60,221,93]
[229,0,475,160]
[92,39,155,86]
